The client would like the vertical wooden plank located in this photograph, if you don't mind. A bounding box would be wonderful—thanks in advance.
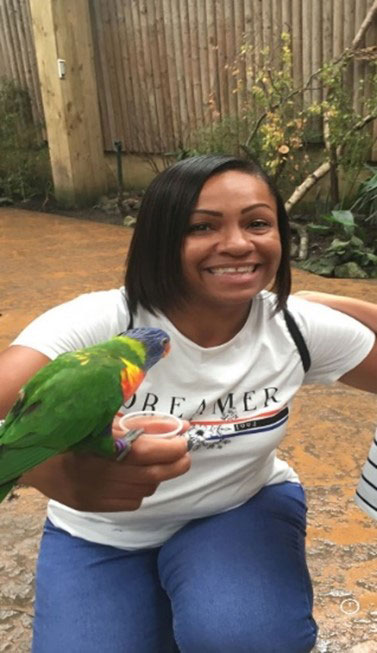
[10,0,27,84]
[353,0,367,113]
[0,0,21,80]
[291,0,302,108]
[364,0,376,158]
[262,0,273,52]
[196,0,211,127]
[333,0,344,57]
[131,0,155,152]
[322,0,333,62]
[215,0,228,118]
[0,1,12,77]
[224,0,237,121]
[124,0,151,151]
[368,0,377,160]
[243,0,254,99]
[272,0,283,69]
[170,0,189,144]
[89,0,111,151]
[154,0,175,150]
[281,0,292,33]
[312,0,322,101]
[178,0,196,144]
[168,0,186,144]
[344,0,356,50]
[20,0,44,126]
[112,0,137,151]
[161,0,181,146]
[143,0,168,151]
[252,0,263,70]
[206,0,220,130]
[343,0,355,96]
[302,0,312,106]
[139,0,163,151]
[108,0,133,150]
[11,0,29,90]
[91,0,117,150]
[234,0,245,124]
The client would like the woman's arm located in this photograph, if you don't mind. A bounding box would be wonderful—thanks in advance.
[295,291,377,333]
[0,345,51,418]
[0,345,191,510]
[295,291,377,393]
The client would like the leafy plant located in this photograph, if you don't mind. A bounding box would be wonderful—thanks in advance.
[350,165,377,225]
[0,78,52,200]
[298,232,377,279]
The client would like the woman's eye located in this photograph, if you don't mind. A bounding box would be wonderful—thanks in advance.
[248,219,270,230]
[187,223,212,233]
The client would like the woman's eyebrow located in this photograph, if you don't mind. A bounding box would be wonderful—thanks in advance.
[192,203,272,217]
[241,203,273,213]
[191,209,222,216]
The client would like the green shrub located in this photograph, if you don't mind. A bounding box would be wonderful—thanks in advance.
[0,78,52,200]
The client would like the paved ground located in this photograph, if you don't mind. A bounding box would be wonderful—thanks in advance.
[0,208,376,652]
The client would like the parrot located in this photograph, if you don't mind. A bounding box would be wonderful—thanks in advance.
[0,327,170,503]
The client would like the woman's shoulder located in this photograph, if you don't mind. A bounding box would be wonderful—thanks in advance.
[12,287,130,358]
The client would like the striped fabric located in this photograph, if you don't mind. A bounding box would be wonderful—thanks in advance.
[355,428,377,520]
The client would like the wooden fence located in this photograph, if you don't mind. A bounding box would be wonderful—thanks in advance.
[0,0,376,155]
[0,0,44,126]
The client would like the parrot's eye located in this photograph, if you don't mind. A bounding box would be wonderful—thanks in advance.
[162,337,169,346]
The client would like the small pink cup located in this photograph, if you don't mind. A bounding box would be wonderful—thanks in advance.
[119,411,183,439]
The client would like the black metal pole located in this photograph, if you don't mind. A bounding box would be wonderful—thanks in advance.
[113,140,123,211]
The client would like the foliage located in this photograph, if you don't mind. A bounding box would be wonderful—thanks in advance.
[298,190,377,279]
[0,78,52,200]
[298,234,377,279]
[184,35,377,211]
[349,164,377,225]
[187,34,312,191]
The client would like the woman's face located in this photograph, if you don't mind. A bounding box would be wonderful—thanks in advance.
[181,170,282,311]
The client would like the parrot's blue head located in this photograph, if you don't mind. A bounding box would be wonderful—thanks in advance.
[120,327,171,371]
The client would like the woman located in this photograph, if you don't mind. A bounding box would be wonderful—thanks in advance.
[0,155,376,653]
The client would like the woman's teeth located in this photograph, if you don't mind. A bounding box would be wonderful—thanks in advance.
[209,266,257,275]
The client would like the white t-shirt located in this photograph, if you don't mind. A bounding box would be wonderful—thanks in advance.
[12,288,375,549]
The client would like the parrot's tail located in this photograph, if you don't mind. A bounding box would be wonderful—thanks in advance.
[0,480,15,503]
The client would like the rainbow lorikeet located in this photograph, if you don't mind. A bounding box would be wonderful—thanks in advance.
[0,327,170,502]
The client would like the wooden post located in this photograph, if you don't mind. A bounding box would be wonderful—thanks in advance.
[29,0,107,207]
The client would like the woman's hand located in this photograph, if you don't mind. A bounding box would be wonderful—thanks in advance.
[21,432,191,512]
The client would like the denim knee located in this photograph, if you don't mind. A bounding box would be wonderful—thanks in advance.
[175,615,317,653]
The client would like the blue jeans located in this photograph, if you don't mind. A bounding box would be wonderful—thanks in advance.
[32,482,317,653]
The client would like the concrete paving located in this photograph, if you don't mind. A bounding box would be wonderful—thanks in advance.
[0,208,376,652]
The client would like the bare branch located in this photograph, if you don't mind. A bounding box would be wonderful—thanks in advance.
[352,0,377,49]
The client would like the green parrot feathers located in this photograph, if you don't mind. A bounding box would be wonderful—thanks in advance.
[0,327,170,500]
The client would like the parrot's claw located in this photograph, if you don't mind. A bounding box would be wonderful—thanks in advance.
[115,428,144,461]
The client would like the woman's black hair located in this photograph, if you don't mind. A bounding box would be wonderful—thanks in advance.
[125,154,291,314]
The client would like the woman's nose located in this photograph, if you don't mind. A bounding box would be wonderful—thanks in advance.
[217,227,254,254]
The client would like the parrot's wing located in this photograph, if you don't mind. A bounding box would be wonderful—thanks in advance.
[0,361,124,484]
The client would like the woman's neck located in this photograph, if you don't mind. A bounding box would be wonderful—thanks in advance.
[165,301,252,347]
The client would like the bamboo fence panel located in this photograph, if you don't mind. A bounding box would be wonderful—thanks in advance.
[1,0,376,158]
[154,0,175,151]
[354,0,368,114]
[291,0,303,109]
[333,0,344,56]
[344,0,356,93]
[0,0,44,128]
[302,0,313,107]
